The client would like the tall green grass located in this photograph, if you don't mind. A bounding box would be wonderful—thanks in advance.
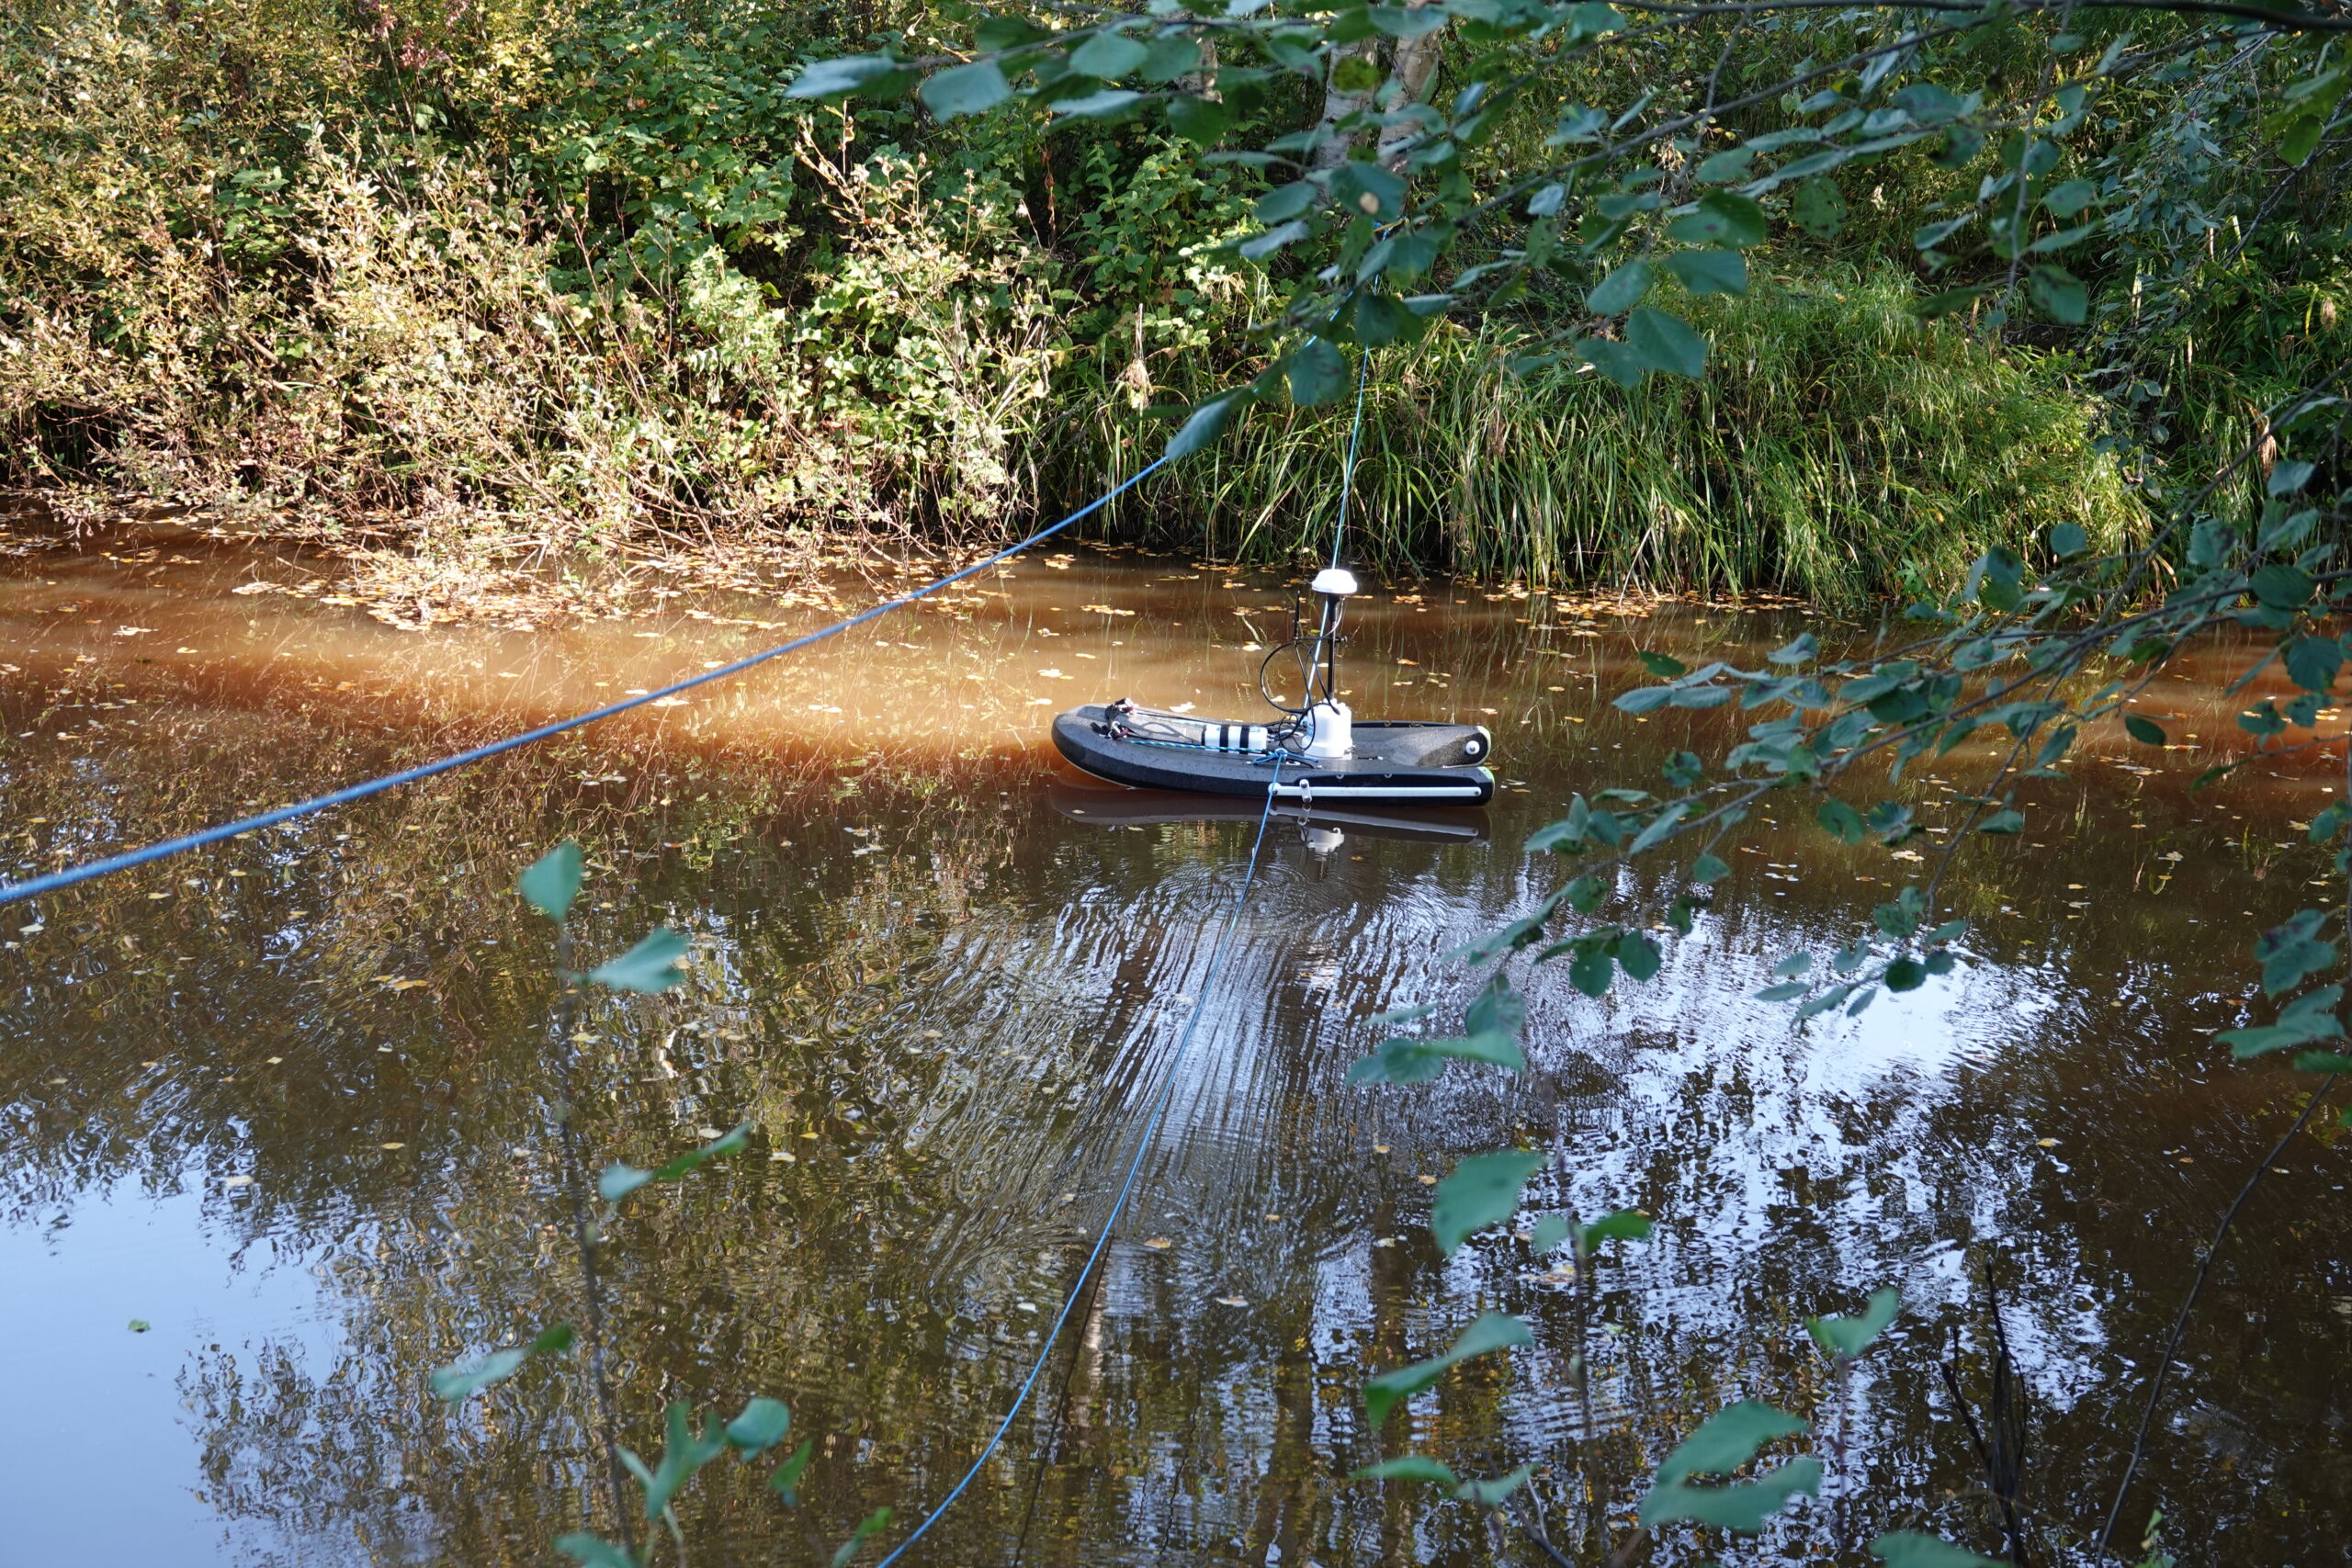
[1069,267,2148,606]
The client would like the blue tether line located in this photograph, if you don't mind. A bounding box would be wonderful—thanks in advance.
[0,451,1171,909]
[877,344,1373,1566]
[1329,343,1373,572]
[871,755,1288,1568]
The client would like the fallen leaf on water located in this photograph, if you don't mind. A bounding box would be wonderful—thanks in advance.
[1416,1174,1438,1186]
[223,1175,254,1188]
[1262,1213,1281,1223]
[696,1126,723,1140]
[770,1150,797,1162]
[1214,1296,1249,1308]
[379,1142,406,1151]
[128,1319,150,1333]
[1142,1236,1173,1250]
[2037,1138,2059,1147]
[385,978,428,991]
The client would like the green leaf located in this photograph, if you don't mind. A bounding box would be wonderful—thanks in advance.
[1068,32,1149,78]
[1816,799,1866,845]
[1642,1459,1823,1531]
[920,61,1012,119]
[1464,982,1525,1040]
[556,1535,641,1568]
[1431,1150,1545,1257]
[2253,562,2315,609]
[1587,259,1654,315]
[769,1438,816,1504]
[2041,178,2099,220]
[1806,1286,1901,1359]
[2123,715,2166,746]
[1530,1213,1571,1253]
[1329,161,1406,220]
[1667,189,1768,248]
[587,928,691,993]
[520,842,584,920]
[1454,1464,1536,1505]
[2050,522,2087,557]
[1288,338,1351,406]
[1871,1531,2004,1567]
[1789,176,1848,237]
[1579,1209,1652,1249]
[2026,264,2086,324]
[726,1397,791,1454]
[2256,912,2338,996]
[599,1123,752,1203]
[1363,1313,1532,1427]
[1692,852,1730,885]
[2280,111,2324,165]
[1167,391,1248,459]
[1624,308,1708,378]
[431,1323,573,1403]
[1575,335,1646,388]
[1639,649,1689,678]
[2286,636,2344,694]
[1663,247,1747,296]
[1049,88,1146,118]
[631,1403,732,1520]
[1349,1031,1526,1083]
[1884,956,1927,991]
[1568,947,1613,997]
[831,1507,893,1568]
[787,55,900,99]
[1164,93,1233,145]
[1353,1456,1460,1485]
[1612,930,1662,981]
[1978,809,2025,834]
[1657,1400,1809,1484]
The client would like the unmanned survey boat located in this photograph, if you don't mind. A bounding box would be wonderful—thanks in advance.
[1050,568,1496,807]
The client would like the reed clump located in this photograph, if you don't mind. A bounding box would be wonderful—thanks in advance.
[1093,267,2146,607]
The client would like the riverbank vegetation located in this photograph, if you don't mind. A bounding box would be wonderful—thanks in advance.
[5,0,2333,602]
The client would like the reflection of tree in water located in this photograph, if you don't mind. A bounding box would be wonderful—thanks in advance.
[8,623,2352,1562]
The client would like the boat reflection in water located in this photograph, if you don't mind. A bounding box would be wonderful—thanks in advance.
[1046,778,1488,854]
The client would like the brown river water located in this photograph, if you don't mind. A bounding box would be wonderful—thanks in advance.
[2,519,2348,1567]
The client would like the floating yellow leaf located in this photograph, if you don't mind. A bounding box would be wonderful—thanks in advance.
[1214,1296,1249,1307]
[379,1142,406,1151]
[1142,1236,1173,1250]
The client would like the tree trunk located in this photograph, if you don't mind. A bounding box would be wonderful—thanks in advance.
[1377,28,1444,171]
[1309,39,1381,170]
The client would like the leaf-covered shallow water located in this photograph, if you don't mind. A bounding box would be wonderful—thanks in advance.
[3,525,2348,1566]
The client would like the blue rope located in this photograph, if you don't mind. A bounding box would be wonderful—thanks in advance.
[876,346,1374,1566]
[0,453,1171,909]
[1329,339,1374,572]
[871,756,1287,1568]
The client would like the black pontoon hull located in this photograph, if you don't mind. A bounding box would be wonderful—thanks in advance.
[1051,705,1495,807]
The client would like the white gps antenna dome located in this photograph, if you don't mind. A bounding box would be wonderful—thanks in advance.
[1310,567,1359,597]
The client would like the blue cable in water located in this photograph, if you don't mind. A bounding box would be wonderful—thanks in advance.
[880,345,1374,1566]
[0,452,1171,908]
[870,756,1288,1568]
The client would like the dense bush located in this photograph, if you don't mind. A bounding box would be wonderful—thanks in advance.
[2,0,2333,597]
